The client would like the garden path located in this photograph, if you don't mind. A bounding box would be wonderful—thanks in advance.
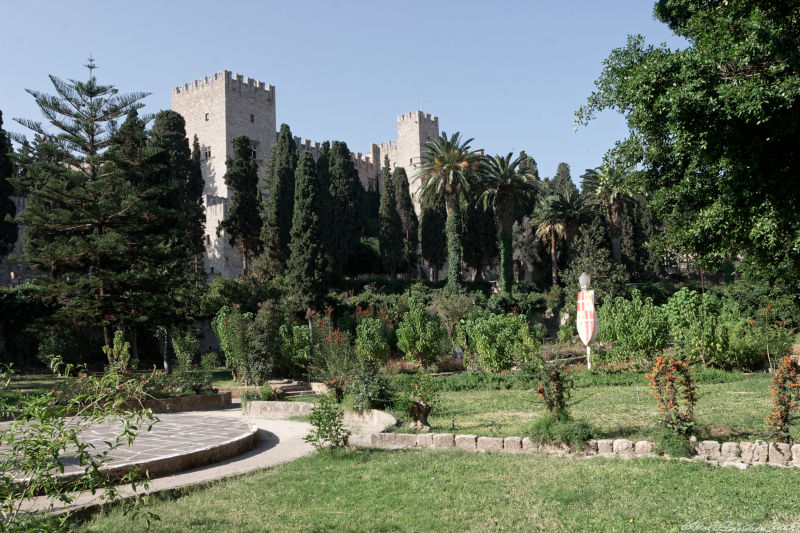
[20,406,346,515]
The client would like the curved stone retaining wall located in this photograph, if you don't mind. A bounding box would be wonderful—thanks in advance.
[122,392,232,413]
[241,401,397,430]
[368,433,800,469]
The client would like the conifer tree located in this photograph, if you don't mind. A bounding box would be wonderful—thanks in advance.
[462,201,498,281]
[260,123,298,276]
[326,140,362,278]
[218,136,262,275]
[393,167,419,277]
[0,111,17,256]
[378,156,404,275]
[287,152,329,314]
[149,111,205,274]
[420,193,446,281]
[10,60,150,352]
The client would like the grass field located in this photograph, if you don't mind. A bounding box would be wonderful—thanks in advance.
[79,448,800,532]
[390,373,778,441]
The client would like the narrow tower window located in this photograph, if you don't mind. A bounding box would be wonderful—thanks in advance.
[204,113,209,121]
[250,114,254,123]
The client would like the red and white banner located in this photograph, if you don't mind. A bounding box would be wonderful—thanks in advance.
[576,290,597,347]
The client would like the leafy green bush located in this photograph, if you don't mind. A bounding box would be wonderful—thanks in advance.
[652,429,690,457]
[1,360,156,530]
[308,312,355,385]
[355,318,391,361]
[102,330,136,373]
[278,323,311,378]
[396,298,448,367]
[461,312,543,372]
[172,331,200,373]
[557,324,573,345]
[348,363,392,412]
[241,385,275,407]
[304,392,351,450]
[664,288,728,368]
[527,412,593,449]
[597,290,669,363]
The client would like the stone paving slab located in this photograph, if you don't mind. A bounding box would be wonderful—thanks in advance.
[8,413,258,481]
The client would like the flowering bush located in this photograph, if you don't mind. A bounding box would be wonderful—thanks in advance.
[646,357,697,436]
[765,355,800,443]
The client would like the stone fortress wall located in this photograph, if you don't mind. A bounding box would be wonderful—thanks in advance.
[172,70,439,278]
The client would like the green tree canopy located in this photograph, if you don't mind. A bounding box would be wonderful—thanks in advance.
[393,167,419,277]
[287,151,329,314]
[576,0,800,289]
[259,123,298,277]
[420,193,447,282]
[326,140,363,278]
[378,156,404,275]
[218,136,262,275]
[0,111,17,257]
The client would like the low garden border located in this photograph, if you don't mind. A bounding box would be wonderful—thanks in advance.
[367,433,800,470]
[121,392,232,413]
[241,401,397,429]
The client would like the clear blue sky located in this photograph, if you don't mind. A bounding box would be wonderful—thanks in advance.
[0,0,684,182]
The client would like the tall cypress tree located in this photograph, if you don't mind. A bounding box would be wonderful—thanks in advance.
[378,156,404,276]
[420,193,447,281]
[287,151,329,315]
[326,140,362,278]
[11,60,150,352]
[393,167,419,277]
[462,201,498,281]
[149,111,205,275]
[218,136,262,275]
[260,123,298,276]
[0,111,17,256]
[188,136,206,273]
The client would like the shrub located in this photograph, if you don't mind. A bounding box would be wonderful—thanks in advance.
[348,363,392,412]
[249,300,284,377]
[535,365,573,418]
[396,298,448,367]
[647,357,697,436]
[278,323,311,379]
[211,305,253,383]
[433,292,473,345]
[395,373,439,430]
[463,312,542,372]
[102,330,136,373]
[597,290,669,363]
[557,324,573,345]
[527,412,592,449]
[764,356,800,443]
[664,288,728,368]
[304,392,351,450]
[652,428,690,457]
[172,331,200,373]
[241,384,275,407]
[355,318,391,361]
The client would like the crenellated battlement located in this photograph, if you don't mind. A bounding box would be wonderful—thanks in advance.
[398,110,438,124]
[293,136,322,153]
[173,70,274,96]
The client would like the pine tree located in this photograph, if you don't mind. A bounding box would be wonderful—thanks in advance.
[420,193,447,281]
[378,156,404,275]
[149,111,205,275]
[10,60,151,353]
[260,124,298,276]
[287,151,329,314]
[552,162,573,193]
[393,167,419,277]
[0,111,17,256]
[326,140,362,278]
[218,136,262,275]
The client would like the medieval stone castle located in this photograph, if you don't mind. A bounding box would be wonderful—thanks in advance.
[0,70,440,284]
[171,70,440,277]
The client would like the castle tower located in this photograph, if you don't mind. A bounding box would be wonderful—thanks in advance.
[172,71,276,277]
[378,110,439,212]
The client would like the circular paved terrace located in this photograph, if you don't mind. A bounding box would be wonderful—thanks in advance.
[55,412,259,480]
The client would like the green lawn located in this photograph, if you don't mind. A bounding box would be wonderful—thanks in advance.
[80,448,800,532]
[389,373,777,441]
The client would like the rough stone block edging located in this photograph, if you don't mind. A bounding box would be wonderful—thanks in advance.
[366,433,800,469]
[121,392,232,413]
[242,401,397,430]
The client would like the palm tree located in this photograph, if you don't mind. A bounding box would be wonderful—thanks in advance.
[417,132,483,290]
[476,152,540,293]
[531,186,583,285]
[581,161,635,265]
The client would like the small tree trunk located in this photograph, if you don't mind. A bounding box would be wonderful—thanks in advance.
[163,330,172,374]
[103,326,113,365]
[411,401,431,431]
[550,233,558,286]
